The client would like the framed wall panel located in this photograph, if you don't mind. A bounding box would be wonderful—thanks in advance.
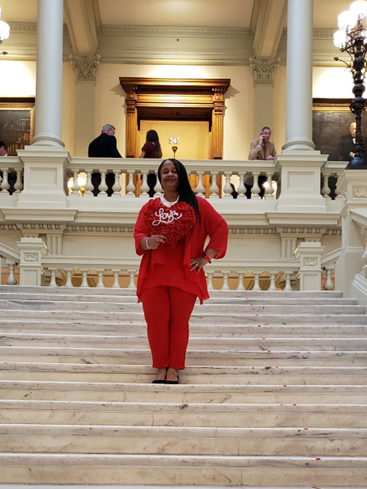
[0,97,35,156]
[312,98,366,161]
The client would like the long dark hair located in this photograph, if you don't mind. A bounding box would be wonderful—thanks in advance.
[158,159,199,219]
[146,130,162,158]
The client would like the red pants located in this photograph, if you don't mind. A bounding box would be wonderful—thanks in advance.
[141,286,197,370]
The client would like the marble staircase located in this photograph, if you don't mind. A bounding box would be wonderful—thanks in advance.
[0,285,366,486]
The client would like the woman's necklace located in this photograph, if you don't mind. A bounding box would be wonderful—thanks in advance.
[160,194,180,208]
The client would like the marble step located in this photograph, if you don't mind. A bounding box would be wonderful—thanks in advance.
[1,381,366,404]
[1,363,366,385]
[1,424,366,457]
[1,321,367,337]
[0,285,346,297]
[0,299,365,316]
[1,309,366,325]
[0,453,366,486]
[0,293,360,306]
[1,347,365,366]
[1,333,366,351]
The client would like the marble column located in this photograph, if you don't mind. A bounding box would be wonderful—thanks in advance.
[282,0,315,151]
[32,0,64,147]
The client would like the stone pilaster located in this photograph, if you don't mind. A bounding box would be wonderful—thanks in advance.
[70,55,101,156]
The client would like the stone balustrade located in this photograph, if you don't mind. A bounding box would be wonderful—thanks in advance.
[0,156,347,201]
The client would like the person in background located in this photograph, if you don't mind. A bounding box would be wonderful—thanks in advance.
[88,124,122,196]
[139,129,163,197]
[0,141,16,194]
[134,158,228,384]
[247,126,277,198]
[337,121,367,162]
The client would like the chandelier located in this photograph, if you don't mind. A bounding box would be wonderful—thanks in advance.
[334,0,367,169]
[0,7,10,43]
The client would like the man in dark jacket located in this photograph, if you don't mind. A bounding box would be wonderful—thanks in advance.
[88,124,122,196]
[338,121,367,162]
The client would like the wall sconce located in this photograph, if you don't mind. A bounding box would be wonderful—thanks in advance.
[0,7,10,44]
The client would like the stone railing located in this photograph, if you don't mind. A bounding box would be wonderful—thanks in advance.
[349,208,367,302]
[0,242,20,286]
[0,155,346,201]
[42,256,298,292]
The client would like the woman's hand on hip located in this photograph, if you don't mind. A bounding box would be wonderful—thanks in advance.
[190,255,207,274]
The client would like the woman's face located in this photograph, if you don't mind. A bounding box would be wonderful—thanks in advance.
[160,161,179,192]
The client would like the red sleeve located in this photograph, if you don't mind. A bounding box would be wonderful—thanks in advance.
[195,198,228,260]
[134,202,150,256]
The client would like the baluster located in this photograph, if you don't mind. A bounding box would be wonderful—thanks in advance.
[6,262,17,285]
[98,172,108,195]
[335,173,343,200]
[321,173,331,199]
[284,272,293,291]
[154,174,162,196]
[237,272,245,290]
[268,272,276,291]
[140,171,149,196]
[253,272,261,291]
[251,173,261,199]
[84,171,93,195]
[207,270,214,291]
[0,169,10,193]
[237,172,246,198]
[223,173,232,199]
[70,170,80,195]
[64,268,73,288]
[112,270,120,288]
[265,175,275,199]
[49,268,57,287]
[195,171,205,196]
[209,171,219,199]
[126,170,136,196]
[80,269,89,287]
[222,272,230,290]
[14,170,23,193]
[112,170,122,196]
[96,269,105,288]
[323,267,334,290]
[128,270,136,289]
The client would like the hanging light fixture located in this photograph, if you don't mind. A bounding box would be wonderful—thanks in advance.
[334,0,367,169]
[0,7,10,44]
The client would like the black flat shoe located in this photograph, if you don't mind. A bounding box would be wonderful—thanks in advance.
[165,376,179,385]
[152,379,166,384]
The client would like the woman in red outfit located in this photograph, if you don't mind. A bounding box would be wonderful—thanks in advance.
[134,159,228,384]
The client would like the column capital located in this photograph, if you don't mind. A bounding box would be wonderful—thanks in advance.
[249,57,281,85]
[70,54,101,83]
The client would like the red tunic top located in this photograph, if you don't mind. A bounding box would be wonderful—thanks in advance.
[134,197,228,303]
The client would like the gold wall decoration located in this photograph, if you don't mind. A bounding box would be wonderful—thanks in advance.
[120,78,230,159]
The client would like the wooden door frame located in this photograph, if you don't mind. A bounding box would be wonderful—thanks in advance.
[119,78,231,159]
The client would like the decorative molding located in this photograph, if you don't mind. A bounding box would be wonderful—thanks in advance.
[353,186,367,198]
[230,228,277,235]
[304,258,318,267]
[100,25,253,39]
[24,253,38,263]
[65,225,134,234]
[249,57,281,85]
[0,224,18,232]
[70,55,101,82]
[16,223,66,232]
[277,227,328,235]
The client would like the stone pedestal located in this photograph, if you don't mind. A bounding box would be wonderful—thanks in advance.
[17,237,48,286]
[276,151,327,212]
[17,146,70,209]
[335,170,367,299]
[294,242,324,291]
